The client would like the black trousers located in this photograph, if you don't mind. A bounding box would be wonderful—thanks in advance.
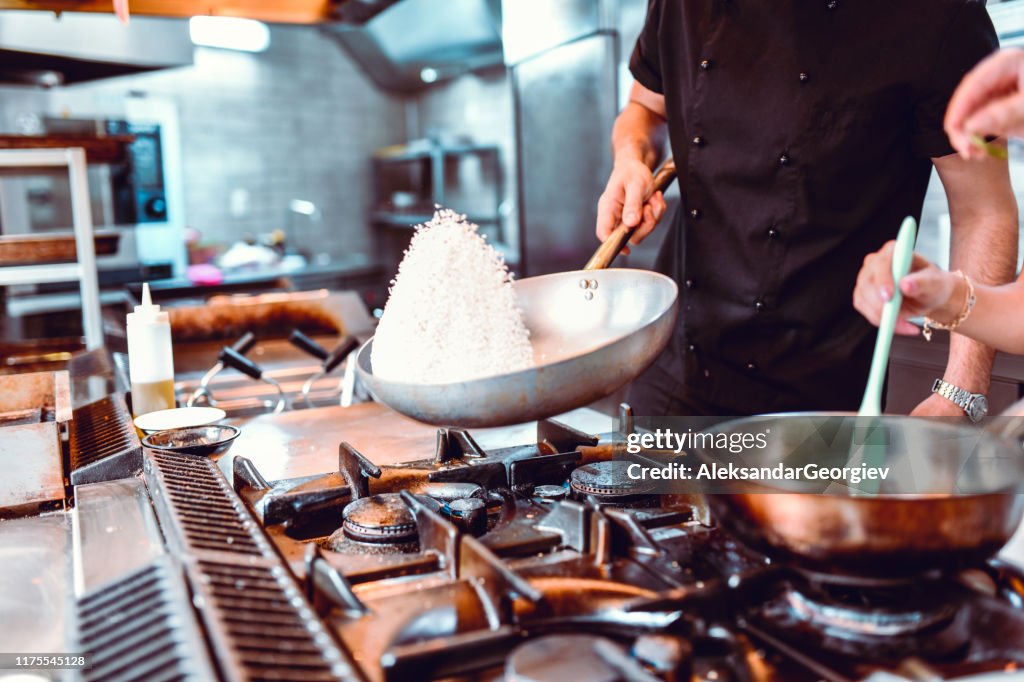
[626,361,743,418]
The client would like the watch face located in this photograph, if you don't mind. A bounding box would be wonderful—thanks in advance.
[968,395,989,422]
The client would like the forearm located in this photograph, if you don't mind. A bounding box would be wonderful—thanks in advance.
[944,277,1024,355]
[942,214,1018,392]
[611,101,667,169]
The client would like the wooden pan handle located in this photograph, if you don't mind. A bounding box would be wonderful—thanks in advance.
[584,157,678,271]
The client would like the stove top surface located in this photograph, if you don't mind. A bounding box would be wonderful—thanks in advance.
[220,404,1024,682]
[8,401,1024,682]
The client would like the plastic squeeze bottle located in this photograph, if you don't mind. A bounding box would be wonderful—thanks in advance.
[127,283,176,417]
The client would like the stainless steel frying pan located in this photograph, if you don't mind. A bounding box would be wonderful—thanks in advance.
[355,160,679,428]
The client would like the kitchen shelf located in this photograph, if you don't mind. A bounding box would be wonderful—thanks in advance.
[370,139,508,275]
[0,231,120,266]
[0,148,103,350]
[0,134,132,166]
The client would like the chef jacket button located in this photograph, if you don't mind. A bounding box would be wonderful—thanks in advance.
[690,208,702,220]
[767,226,779,239]
[779,153,791,166]
[746,362,757,372]
[798,72,810,84]
[754,299,766,312]
[699,59,712,71]
[688,343,697,353]
[692,135,705,147]
[684,278,695,289]
[703,368,711,379]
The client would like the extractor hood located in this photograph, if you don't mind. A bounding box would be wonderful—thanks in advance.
[0,12,192,87]
[322,0,504,92]
[323,0,609,93]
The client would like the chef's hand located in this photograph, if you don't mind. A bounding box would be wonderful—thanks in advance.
[852,241,965,335]
[945,48,1024,159]
[596,159,667,255]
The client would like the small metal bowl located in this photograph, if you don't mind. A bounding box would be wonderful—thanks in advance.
[142,424,241,457]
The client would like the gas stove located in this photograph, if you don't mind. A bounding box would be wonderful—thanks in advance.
[209,404,1024,682]
[12,399,1024,682]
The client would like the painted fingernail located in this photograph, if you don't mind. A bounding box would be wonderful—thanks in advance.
[879,287,891,301]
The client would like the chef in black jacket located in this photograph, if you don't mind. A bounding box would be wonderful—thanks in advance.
[597,0,1019,417]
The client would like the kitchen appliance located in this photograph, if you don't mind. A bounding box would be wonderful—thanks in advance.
[0,11,192,87]
[218,404,1024,681]
[322,0,504,92]
[5,392,1024,681]
[40,116,170,226]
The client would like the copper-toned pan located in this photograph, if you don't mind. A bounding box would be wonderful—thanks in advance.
[700,411,1024,580]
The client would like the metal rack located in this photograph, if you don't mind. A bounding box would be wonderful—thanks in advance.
[0,148,103,349]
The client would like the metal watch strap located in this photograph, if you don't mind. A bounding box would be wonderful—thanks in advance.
[931,378,972,411]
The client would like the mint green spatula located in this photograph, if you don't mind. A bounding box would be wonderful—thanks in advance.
[859,216,918,416]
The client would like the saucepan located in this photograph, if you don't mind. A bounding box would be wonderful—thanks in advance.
[697,408,1024,581]
[356,160,680,428]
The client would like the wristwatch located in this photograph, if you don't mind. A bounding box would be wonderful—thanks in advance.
[931,378,989,423]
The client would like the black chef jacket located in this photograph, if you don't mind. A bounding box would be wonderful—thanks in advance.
[627,0,998,416]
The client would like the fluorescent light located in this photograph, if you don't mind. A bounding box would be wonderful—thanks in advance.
[189,16,270,53]
[420,67,438,83]
[288,199,317,216]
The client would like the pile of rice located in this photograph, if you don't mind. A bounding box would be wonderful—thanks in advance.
[371,209,534,384]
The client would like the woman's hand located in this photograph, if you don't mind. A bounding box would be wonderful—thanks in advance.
[853,242,965,335]
[945,48,1024,159]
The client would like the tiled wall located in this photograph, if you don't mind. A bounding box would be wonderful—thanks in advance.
[0,23,406,264]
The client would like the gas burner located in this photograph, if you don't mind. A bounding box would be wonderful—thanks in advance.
[505,635,629,682]
[754,579,972,660]
[331,493,438,548]
[569,461,654,505]
[787,584,961,636]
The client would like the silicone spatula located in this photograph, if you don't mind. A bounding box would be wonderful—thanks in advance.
[858,216,918,417]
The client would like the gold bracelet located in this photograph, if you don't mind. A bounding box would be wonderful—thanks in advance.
[922,270,976,342]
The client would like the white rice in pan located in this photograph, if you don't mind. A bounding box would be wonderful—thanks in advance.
[371,208,534,384]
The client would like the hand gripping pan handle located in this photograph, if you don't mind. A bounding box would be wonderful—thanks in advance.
[584,158,677,271]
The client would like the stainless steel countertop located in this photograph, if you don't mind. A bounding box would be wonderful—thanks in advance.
[0,511,72,681]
